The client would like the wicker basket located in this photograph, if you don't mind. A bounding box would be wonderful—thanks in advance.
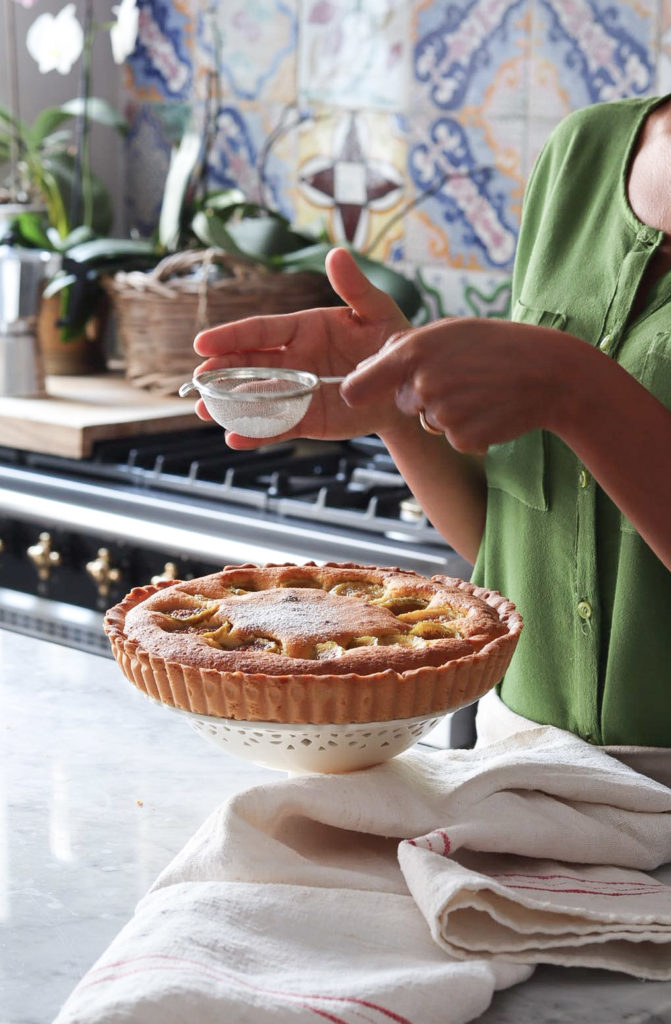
[104,248,340,394]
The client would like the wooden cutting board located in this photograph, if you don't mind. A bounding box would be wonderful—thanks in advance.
[0,373,208,458]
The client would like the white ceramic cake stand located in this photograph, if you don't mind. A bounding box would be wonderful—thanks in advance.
[154,700,447,773]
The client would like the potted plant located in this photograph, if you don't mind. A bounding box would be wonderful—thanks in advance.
[0,0,154,375]
[1,94,156,373]
[103,96,423,394]
[153,106,423,321]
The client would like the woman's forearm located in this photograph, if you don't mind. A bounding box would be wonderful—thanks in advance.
[550,340,671,570]
[380,420,487,566]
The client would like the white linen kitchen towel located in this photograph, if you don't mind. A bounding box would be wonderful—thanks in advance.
[54,725,671,1024]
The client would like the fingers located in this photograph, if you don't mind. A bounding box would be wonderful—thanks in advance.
[193,309,303,358]
[325,247,405,325]
[340,328,412,406]
[193,248,405,366]
[223,428,296,449]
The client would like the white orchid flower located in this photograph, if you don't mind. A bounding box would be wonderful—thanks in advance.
[110,0,139,64]
[26,3,85,75]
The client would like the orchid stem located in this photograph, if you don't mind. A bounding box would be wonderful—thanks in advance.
[70,0,94,230]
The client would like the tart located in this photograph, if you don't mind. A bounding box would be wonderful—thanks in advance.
[104,562,522,724]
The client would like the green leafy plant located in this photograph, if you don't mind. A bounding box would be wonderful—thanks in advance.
[0,97,120,239]
[0,0,150,339]
[0,97,156,338]
[151,121,423,321]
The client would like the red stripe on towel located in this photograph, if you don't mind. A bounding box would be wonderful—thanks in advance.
[76,952,416,1023]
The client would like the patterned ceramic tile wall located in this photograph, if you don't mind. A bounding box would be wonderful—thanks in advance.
[123,0,667,321]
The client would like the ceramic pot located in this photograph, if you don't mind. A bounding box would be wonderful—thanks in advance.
[38,292,109,376]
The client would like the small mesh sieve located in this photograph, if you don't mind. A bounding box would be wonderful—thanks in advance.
[179,367,343,437]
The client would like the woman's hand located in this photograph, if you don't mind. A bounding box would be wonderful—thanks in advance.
[191,247,410,448]
[341,316,573,453]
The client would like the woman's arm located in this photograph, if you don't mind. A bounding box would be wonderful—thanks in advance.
[379,421,487,566]
[342,317,671,571]
[550,336,671,570]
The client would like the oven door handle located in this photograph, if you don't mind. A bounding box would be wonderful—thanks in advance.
[0,486,300,565]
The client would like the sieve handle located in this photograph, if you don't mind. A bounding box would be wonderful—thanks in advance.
[319,376,345,384]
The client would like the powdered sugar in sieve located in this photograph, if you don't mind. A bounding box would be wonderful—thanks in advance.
[179,367,343,438]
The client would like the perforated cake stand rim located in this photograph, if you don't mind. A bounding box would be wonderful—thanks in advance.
[140,694,451,772]
[154,700,447,734]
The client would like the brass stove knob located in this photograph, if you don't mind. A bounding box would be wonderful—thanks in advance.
[27,532,62,581]
[86,547,122,599]
[151,562,179,585]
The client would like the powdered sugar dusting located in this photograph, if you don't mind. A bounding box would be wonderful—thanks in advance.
[219,588,402,645]
[203,378,313,436]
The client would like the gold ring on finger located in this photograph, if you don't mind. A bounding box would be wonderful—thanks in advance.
[418,408,443,435]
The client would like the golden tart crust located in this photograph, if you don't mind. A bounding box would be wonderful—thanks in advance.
[104,562,522,724]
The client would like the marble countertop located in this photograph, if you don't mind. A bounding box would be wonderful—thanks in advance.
[2,627,671,1024]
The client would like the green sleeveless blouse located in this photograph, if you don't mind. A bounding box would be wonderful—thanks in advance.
[472,94,671,747]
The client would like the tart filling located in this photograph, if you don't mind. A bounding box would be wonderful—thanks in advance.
[104,562,522,724]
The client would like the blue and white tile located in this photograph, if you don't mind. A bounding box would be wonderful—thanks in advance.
[205,102,300,217]
[654,0,671,94]
[404,111,520,272]
[530,0,656,114]
[123,101,191,235]
[415,264,513,321]
[199,0,298,104]
[295,108,408,254]
[298,0,411,111]
[128,0,194,101]
[410,0,530,118]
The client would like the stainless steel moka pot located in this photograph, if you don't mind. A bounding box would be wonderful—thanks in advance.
[0,241,60,397]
